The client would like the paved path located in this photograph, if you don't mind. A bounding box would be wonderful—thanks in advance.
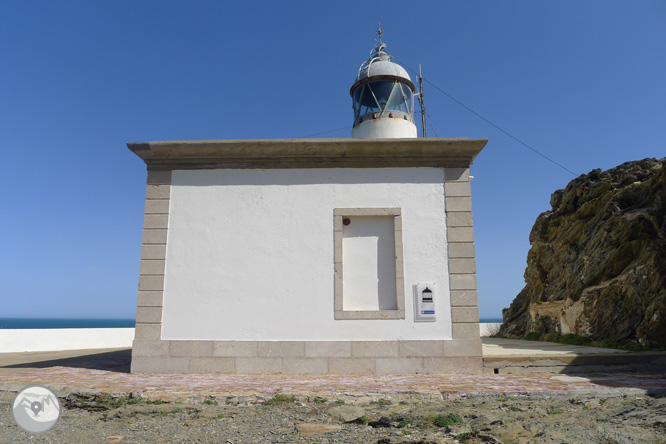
[1,341,665,400]
[2,364,666,401]
[482,337,627,355]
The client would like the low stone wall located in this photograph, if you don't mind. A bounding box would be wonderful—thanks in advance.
[0,328,135,353]
[484,353,666,375]
[479,323,501,337]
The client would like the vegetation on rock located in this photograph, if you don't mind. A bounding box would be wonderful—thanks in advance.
[264,394,297,405]
[429,412,464,428]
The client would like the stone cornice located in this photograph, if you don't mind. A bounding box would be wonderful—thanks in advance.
[127,138,487,170]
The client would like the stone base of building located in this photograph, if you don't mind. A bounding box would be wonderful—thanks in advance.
[130,339,483,374]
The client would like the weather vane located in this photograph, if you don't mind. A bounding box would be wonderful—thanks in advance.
[375,23,383,45]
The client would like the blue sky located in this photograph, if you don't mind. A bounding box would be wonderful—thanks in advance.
[2,1,664,319]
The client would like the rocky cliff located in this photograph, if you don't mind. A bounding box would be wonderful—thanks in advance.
[499,158,666,347]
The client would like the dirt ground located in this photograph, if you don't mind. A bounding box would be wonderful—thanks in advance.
[2,390,666,444]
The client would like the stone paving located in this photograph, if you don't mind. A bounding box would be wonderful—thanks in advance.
[482,337,628,355]
[1,348,665,401]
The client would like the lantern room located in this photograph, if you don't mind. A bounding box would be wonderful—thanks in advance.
[350,34,417,139]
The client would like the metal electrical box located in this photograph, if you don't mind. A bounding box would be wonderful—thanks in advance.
[414,282,436,322]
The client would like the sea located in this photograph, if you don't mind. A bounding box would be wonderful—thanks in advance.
[0,318,501,329]
[0,318,135,329]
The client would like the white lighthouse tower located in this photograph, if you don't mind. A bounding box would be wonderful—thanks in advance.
[351,29,417,138]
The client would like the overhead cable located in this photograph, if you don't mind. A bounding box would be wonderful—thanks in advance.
[298,126,350,139]
[395,58,579,177]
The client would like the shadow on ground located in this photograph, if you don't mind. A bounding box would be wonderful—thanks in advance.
[0,349,131,374]
[1,347,665,398]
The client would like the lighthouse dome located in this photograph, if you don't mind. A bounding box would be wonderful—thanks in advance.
[350,39,417,139]
[354,46,414,89]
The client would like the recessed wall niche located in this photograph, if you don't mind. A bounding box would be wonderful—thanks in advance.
[334,208,404,320]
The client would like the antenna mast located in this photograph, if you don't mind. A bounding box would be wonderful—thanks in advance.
[418,64,426,137]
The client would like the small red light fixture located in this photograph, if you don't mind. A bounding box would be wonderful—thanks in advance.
[342,217,351,226]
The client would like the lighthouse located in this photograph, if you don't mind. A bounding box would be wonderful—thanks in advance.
[351,30,417,138]
[126,33,486,375]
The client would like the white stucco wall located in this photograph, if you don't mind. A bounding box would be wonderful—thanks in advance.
[162,168,451,341]
[342,216,396,311]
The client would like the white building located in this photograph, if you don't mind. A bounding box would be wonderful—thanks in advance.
[128,36,487,374]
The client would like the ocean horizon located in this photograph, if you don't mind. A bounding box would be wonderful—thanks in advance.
[0,317,502,329]
[0,318,136,329]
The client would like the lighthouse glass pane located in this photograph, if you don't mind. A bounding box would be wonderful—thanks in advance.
[359,87,379,115]
[353,84,383,125]
[387,83,412,114]
[367,80,395,109]
[353,87,363,121]
[386,82,409,113]
[402,84,414,114]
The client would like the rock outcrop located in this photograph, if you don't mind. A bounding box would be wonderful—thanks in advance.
[500,158,666,347]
